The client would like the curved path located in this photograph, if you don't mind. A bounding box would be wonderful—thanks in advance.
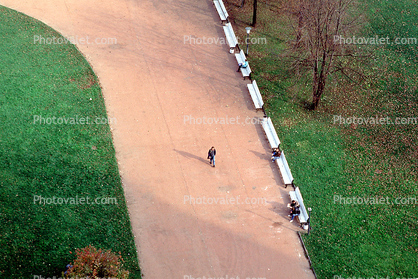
[1,1,315,278]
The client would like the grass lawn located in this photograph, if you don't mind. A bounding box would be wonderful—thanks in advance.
[0,6,141,278]
[225,0,418,278]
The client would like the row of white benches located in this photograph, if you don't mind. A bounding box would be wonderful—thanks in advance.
[214,0,252,80]
[213,0,309,229]
[214,1,257,101]
[261,117,293,187]
[261,118,310,228]
[222,23,252,80]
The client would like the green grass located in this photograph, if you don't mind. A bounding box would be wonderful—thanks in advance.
[225,0,417,278]
[0,6,141,278]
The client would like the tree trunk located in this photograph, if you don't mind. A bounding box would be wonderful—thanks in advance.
[312,66,327,109]
[312,76,326,109]
[311,51,328,110]
[312,59,319,107]
[252,0,257,26]
[295,0,304,49]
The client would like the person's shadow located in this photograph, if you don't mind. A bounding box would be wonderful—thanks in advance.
[249,150,268,160]
[173,149,208,165]
[266,201,283,215]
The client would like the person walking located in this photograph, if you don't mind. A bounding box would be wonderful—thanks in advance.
[207,146,216,167]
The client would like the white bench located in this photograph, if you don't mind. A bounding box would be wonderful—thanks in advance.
[213,0,229,22]
[247,80,264,109]
[261,117,280,149]
[289,187,309,229]
[235,49,251,79]
[275,150,294,187]
[223,23,238,52]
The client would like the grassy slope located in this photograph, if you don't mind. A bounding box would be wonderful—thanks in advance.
[225,0,417,278]
[0,6,141,278]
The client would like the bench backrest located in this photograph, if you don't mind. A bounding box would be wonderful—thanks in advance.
[252,80,263,105]
[280,151,293,182]
[224,23,238,44]
[218,0,229,18]
[244,64,251,75]
[239,49,247,63]
[267,118,280,145]
[262,117,280,148]
[249,80,263,107]
[252,80,260,94]
[235,49,246,64]
[295,187,309,220]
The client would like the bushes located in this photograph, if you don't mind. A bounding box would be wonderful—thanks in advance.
[65,245,129,279]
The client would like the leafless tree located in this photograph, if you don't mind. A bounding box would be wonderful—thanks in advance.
[288,0,365,109]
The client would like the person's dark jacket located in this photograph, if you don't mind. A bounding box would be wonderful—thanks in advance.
[208,149,216,159]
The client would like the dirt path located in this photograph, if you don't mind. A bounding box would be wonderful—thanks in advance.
[1,1,315,278]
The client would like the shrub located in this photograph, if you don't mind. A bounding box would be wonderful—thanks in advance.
[64,245,129,279]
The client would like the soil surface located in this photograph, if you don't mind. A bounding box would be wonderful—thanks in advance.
[1,1,315,278]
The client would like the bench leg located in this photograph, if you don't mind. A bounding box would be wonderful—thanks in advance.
[296,216,307,229]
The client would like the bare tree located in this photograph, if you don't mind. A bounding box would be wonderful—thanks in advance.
[288,0,364,109]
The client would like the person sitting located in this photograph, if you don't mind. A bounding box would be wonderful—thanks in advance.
[287,199,299,215]
[236,60,248,72]
[288,199,299,210]
[271,148,281,162]
[289,205,300,223]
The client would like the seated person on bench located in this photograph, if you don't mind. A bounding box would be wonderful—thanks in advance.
[237,60,248,72]
[288,200,300,223]
[271,148,281,162]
